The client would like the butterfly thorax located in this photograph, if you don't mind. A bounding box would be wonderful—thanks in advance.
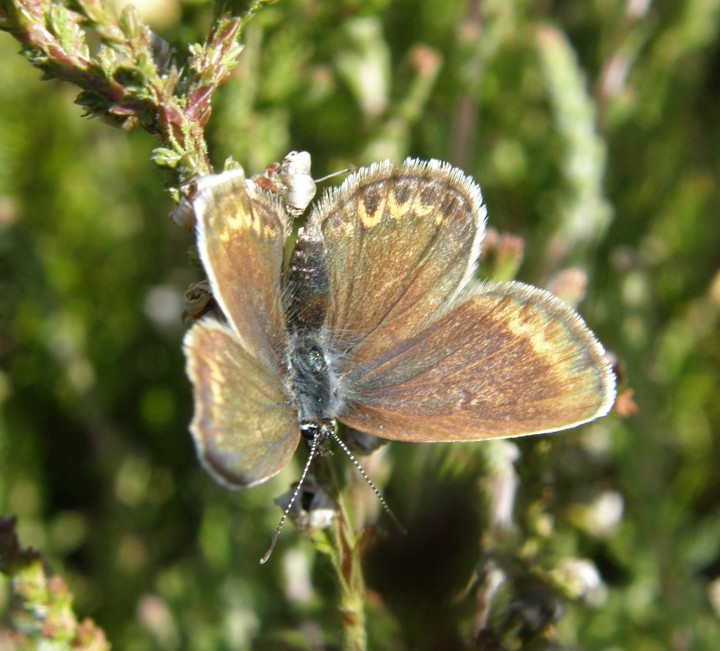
[285,221,341,428]
[287,331,333,420]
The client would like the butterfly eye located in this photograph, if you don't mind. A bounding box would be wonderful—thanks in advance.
[299,418,335,444]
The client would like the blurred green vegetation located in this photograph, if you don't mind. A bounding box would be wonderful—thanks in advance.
[1,0,720,649]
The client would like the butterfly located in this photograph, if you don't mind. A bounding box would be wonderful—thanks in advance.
[183,158,615,491]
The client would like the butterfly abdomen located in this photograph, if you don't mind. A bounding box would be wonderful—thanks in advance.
[285,221,328,330]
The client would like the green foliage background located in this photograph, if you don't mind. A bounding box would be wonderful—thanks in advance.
[1,0,720,649]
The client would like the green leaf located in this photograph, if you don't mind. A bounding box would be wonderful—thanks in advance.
[48,3,89,61]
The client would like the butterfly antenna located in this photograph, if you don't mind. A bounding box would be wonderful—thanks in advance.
[313,165,356,184]
[259,434,320,565]
[330,431,407,535]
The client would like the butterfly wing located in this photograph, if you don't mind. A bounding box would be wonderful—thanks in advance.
[187,170,299,487]
[338,282,616,441]
[184,320,299,487]
[313,159,486,360]
[193,170,289,371]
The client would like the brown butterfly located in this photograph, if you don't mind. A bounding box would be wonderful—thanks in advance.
[184,159,615,492]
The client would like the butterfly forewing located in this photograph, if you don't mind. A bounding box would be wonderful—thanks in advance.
[315,159,486,360]
[194,170,289,372]
[338,282,615,441]
[184,320,298,488]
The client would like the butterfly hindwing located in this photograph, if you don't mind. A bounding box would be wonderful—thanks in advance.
[184,320,298,488]
[338,282,615,441]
